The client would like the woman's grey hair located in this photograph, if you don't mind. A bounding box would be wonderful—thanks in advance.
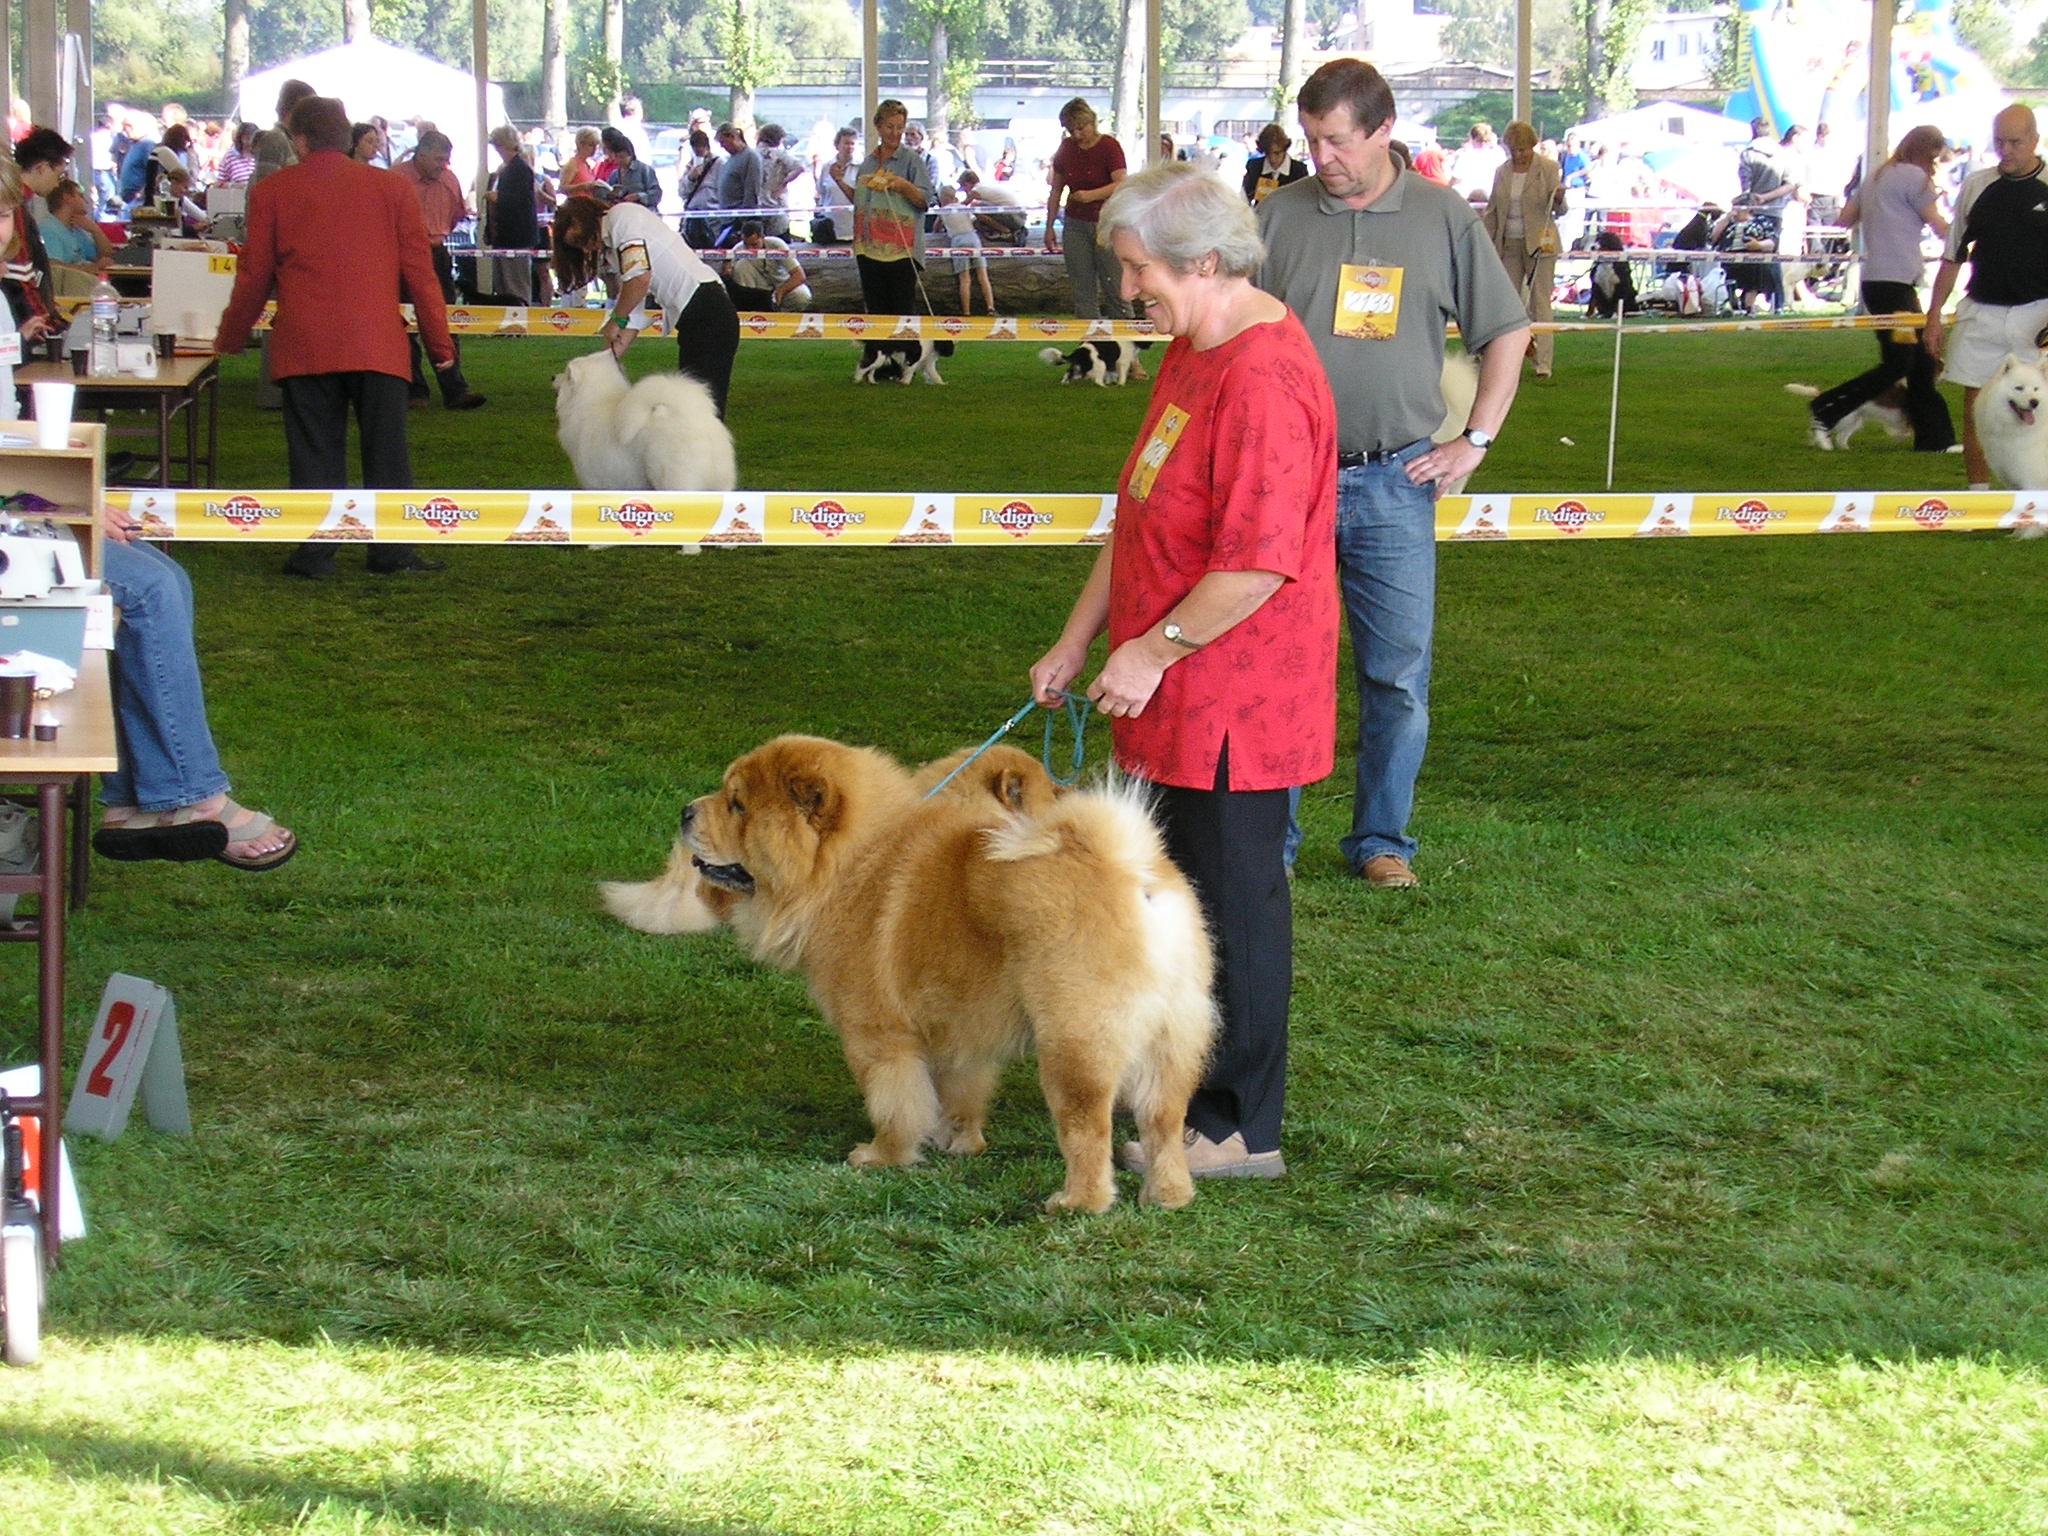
[1097,161,1265,277]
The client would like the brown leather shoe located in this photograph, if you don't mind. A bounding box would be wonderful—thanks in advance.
[1119,1129,1286,1180]
[1360,854,1419,888]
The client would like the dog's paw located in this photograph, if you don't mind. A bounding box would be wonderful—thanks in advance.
[1044,1185,1117,1215]
[1138,1171,1196,1210]
[847,1141,923,1169]
[935,1121,986,1156]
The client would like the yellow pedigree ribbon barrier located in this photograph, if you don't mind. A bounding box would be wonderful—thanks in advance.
[224,297,1927,342]
[112,487,2048,546]
[235,301,1163,342]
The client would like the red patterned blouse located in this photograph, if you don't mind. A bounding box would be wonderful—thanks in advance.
[1106,312,1338,792]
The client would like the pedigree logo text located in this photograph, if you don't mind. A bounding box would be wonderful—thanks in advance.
[791,500,863,537]
[203,495,283,529]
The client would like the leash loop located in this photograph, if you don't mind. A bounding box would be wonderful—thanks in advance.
[920,689,1095,799]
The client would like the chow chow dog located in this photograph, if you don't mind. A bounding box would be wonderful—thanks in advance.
[554,350,737,492]
[603,737,1216,1212]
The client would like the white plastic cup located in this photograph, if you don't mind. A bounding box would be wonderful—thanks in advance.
[30,382,75,450]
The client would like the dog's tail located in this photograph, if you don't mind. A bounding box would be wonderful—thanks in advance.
[982,783,1206,977]
[1037,347,1065,367]
[1784,383,1821,399]
[600,843,728,934]
[983,785,1218,1167]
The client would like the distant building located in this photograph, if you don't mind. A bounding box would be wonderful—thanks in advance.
[1634,9,1726,94]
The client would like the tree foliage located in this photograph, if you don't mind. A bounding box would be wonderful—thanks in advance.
[1570,0,1650,120]
[93,0,221,99]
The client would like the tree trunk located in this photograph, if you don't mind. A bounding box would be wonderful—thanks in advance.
[928,16,949,149]
[1278,0,1304,117]
[1583,0,1610,117]
[542,0,567,130]
[223,0,249,102]
[1113,0,1145,156]
[342,0,372,43]
[604,0,625,114]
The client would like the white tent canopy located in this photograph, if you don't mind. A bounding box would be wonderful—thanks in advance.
[1571,100,1754,148]
[234,38,505,191]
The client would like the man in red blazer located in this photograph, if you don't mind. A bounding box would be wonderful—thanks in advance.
[216,94,459,577]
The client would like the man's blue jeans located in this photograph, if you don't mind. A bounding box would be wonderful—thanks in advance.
[1286,442,1437,871]
[101,539,230,814]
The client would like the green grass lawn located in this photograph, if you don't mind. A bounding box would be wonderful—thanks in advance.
[2,329,2043,1534]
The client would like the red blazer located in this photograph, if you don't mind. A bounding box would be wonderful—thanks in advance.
[215,147,455,380]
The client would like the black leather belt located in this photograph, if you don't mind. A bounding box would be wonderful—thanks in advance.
[1337,438,1427,468]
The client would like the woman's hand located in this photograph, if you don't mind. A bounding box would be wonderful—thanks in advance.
[100,503,142,544]
[1028,636,1090,707]
[1086,638,1167,719]
[605,324,632,359]
[19,315,49,341]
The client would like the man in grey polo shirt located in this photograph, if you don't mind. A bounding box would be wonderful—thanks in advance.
[1257,57,1529,889]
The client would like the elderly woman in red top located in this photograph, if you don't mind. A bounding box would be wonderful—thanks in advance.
[1029,161,1337,1181]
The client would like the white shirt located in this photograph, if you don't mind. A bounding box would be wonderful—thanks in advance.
[603,202,716,315]
[818,157,858,210]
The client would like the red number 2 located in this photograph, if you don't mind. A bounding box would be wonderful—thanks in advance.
[83,1001,138,1098]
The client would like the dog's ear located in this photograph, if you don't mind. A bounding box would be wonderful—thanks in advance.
[783,771,842,832]
[995,768,1029,813]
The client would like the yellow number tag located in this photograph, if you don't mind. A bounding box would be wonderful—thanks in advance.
[206,255,238,275]
[1127,404,1189,502]
[616,241,651,283]
[1334,263,1402,340]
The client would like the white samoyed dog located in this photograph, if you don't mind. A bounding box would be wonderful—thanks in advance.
[1972,352,2048,492]
[554,350,737,492]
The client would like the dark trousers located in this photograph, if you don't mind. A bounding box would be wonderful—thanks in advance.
[1810,278,1955,451]
[1151,743,1293,1155]
[408,244,473,404]
[675,278,741,419]
[278,371,420,574]
[855,254,923,370]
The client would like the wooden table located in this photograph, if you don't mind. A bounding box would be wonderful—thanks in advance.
[13,357,220,490]
[0,651,118,1262]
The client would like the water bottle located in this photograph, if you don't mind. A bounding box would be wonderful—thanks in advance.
[89,277,120,378]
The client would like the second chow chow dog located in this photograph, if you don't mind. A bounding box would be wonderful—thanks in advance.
[603,737,1217,1212]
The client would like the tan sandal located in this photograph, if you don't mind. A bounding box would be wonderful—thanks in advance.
[212,799,297,872]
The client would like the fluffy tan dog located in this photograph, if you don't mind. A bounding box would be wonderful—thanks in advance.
[604,737,1216,1212]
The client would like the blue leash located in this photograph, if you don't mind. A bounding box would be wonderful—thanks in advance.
[921,689,1095,799]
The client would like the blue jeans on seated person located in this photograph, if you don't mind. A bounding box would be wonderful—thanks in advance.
[101,539,229,814]
[1284,442,1437,872]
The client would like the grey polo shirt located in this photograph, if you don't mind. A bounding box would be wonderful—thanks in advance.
[1256,170,1528,454]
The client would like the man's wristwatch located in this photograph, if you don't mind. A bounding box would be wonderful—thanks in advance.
[1162,621,1202,650]
[1462,427,1495,449]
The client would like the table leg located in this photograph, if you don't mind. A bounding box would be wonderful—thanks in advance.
[203,370,219,487]
[157,393,171,488]
[33,778,65,1264]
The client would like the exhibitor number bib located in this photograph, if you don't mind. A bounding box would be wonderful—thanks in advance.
[1334,263,1402,341]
